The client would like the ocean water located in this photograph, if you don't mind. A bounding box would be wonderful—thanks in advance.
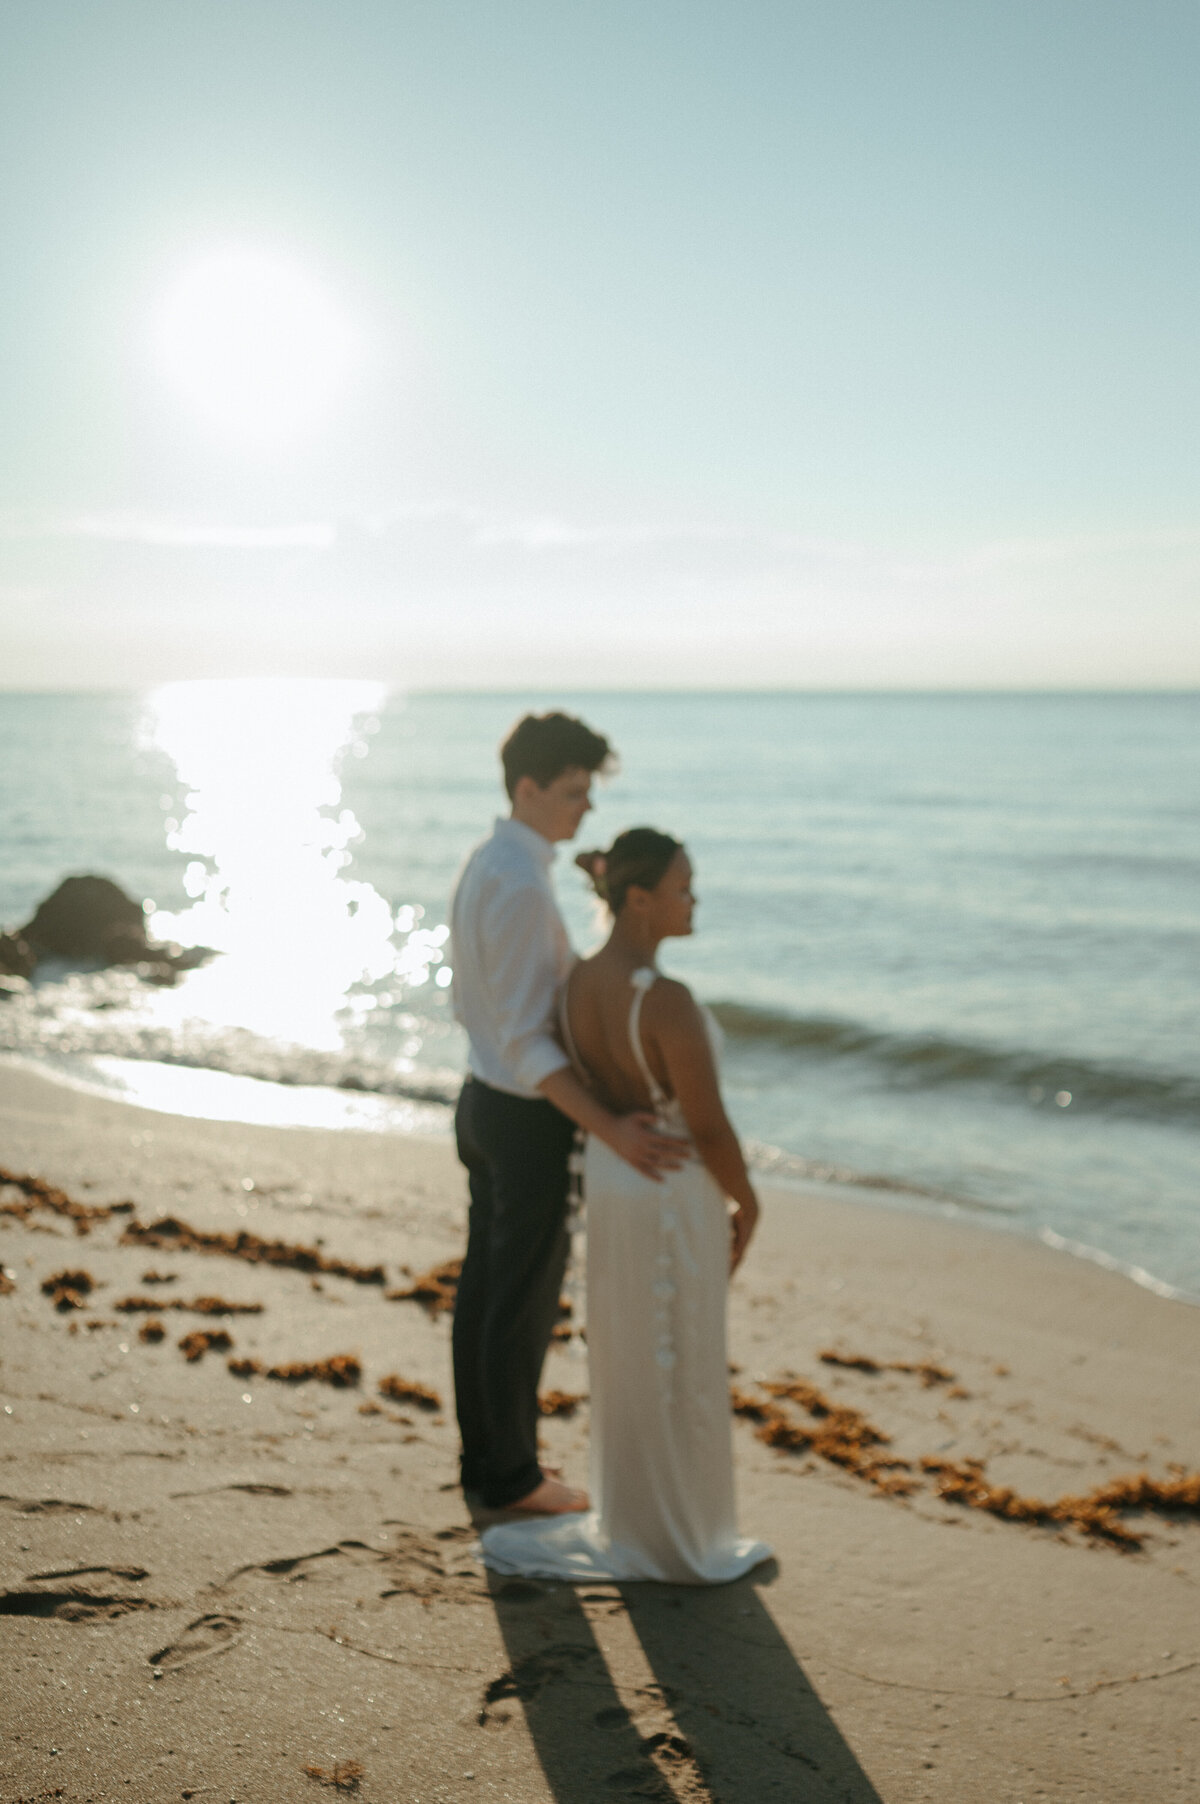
[1,685,1197,1299]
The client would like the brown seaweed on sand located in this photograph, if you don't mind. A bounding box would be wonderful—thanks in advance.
[41,1268,95,1311]
[729,1384,775,1422]
[302,1759,364,1792]
[733,1367,1200,1547]
[178,1329,234,1362]
[817,1350,884,1374]
[384,1257,461,1316]
[0,1167,133,1235]
[378,1373,442,1411]
[138,1318,166,1343]
[732,1379,908,1488]
[1087,1470,1200,1512]
[227,1353,361,1388]
[121,1215,385,1284]
[549,1294,577,1341]
[115,1294,264,1316]
[538,1390,586,1417]
[820,1348,956,1387]
[920,1457,1200,1549]
[758,1377,918,1495]
[0,1268,15,1295]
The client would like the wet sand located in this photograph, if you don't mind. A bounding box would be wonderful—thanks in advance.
[1,1059,1198,1804]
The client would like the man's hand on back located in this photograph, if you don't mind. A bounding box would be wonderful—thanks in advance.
[596,1111,689,1179]
[538,1069,688,1179]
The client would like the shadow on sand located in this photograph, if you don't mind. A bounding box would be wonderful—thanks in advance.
[485,1561,882,1803]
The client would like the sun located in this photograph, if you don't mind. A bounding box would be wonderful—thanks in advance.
[152,245,358,442]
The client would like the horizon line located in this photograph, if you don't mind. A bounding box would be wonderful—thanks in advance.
[1,682,1197,700]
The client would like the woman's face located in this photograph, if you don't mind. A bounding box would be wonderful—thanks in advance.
[646,849,696,938]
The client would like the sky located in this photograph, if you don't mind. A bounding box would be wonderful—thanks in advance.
[1,0,1198,689]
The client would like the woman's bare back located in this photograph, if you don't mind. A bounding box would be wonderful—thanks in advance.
[563,953,690,1113]
[566,945,714,1111]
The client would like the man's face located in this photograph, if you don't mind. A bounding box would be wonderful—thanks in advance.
[515,766,594,843]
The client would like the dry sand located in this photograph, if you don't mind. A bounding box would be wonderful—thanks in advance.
[1,1058,1197,1804]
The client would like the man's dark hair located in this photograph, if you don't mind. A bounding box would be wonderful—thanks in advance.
[500,712,614,799]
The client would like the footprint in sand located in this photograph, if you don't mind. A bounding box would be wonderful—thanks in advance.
[169,1482,292,1500]
[0,1588,155,1621]
[494,1578,547,1602]
[0,1495,100,1515]
[478,1644,603,1725]
[604,1732,703,1798]
[224,1541,369,1585]
[380,1525,482,1599]
[221,1526,484,1604]
[149,1612,242,1673]
[26,1563,149,1582]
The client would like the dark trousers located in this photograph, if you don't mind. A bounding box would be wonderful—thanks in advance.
[452,1076,576,1508]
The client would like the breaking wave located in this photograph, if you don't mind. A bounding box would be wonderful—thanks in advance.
[710,1001,1200,1126]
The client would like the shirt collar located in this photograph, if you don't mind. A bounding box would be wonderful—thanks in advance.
[493,816,557,867]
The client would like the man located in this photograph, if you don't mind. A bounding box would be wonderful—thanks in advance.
[450,711,679,1515]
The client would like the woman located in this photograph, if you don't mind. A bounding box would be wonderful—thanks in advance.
[480,828,770,1583]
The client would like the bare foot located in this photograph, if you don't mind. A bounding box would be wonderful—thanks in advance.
[509,1475,589,1515]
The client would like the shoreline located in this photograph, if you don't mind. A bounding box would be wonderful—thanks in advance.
[2,1059,1199,1802]
[5,1046,1197,1311]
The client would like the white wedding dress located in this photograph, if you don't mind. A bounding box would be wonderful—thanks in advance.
[480,968,771,1584]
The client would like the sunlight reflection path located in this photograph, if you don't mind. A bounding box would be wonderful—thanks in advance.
[143,679,425,1050]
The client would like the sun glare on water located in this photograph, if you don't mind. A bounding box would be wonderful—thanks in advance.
[144,678,395,1048]
[152,245,358,441]
[49,678,462,1133]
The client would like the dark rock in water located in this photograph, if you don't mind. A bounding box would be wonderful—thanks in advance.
[11,875,214,983]
[24,876,146,962]
[0,931,35,980]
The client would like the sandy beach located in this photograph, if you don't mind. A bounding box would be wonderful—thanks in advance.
[1,1058,1197,1804]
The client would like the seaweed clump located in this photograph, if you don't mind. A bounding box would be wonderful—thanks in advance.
[538,1390,586,1417]
[920,1458,1200,1549]
[819,1348,956,1387]
[115,1294,264,1316]
[549,1294,577,1342]
[41,1269,95,1311]
[178,1329,234,1362]
[227,1354,361,1388]
[758,1377,917,1495]
[0,1268,15,1296]
[139,1318,166,1343]
[384,1258,461,1317]
[302,1759,364,1792]
[121,1216,385,1284]
[378,1373,442,1411]
[733,1367,1200,1549]
[1,1167,133,1236]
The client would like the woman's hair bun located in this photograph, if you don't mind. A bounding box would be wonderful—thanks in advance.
[574,850,609,899]
[581,828,682,914]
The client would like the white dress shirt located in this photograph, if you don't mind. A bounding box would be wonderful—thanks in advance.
[450,817,573,1099]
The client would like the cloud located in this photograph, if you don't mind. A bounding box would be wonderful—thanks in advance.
[0,512,337,550]
[11,501,1198,577]
[2,504,1197,689]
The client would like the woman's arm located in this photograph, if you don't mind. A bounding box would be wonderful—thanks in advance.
[647,981,760,1271]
